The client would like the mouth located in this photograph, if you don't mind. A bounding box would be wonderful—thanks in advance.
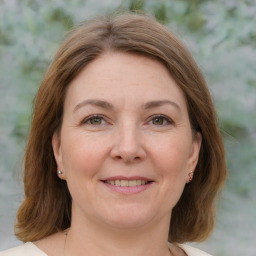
[102,179,152,187]
[100,176,154,194]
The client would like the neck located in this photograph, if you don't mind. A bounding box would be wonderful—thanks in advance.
[65,213,172,256]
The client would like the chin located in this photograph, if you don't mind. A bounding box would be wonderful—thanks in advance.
[104,217,150,230]
[98,205,159,230]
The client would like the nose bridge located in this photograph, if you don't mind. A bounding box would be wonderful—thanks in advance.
[111,119,145,162]
[119,122,138,149]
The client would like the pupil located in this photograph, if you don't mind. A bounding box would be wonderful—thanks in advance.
[153,118,163,125]
[91,118,101,125]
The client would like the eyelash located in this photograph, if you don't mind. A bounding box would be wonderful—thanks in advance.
[81,115,107,126]
[80,114,174,126]
[147,114,174,126]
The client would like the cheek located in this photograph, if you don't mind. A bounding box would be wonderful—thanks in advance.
[61,133,108,179]
[60,134,108,204]
[151,136,191,175]
[149,138,190,212]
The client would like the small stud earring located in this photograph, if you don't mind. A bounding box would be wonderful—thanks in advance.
[57,170,63,175]
[188,170,194,183]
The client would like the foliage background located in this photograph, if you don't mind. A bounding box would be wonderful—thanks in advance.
[0,0,255,255]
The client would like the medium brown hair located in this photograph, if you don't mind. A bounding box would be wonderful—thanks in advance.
[15,13,227,243]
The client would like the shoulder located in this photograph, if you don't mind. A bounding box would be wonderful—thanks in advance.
[0,242,47,256]
[178,244,213,256]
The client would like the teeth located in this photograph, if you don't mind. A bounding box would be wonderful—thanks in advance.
[136,180,142,186]
[129,180,137,186]
[105,180,149,187]
[121,180,128,186]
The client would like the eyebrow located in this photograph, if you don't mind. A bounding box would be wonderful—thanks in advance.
[73,99,114,112]
[73,99,181,113]
[144,100,181,111]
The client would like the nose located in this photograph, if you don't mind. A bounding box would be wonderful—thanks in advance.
[110,124,146,163]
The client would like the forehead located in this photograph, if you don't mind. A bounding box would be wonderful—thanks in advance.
[64,52,187,111]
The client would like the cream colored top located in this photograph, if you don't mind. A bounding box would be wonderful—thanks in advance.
[0,242,212,256]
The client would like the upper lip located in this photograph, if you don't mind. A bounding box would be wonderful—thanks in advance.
[101,176,153,182]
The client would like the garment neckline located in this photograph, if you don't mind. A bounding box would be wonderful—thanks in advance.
[27,242,48,255]
[29,241,188,256]
[28,241,210,256]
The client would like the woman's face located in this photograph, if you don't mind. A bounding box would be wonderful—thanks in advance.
[52,52,201,230]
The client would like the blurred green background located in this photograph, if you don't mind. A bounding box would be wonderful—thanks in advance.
[0,0,255,255]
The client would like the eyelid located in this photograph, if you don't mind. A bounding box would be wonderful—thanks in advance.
[147,114,174,125]
[80,114,108,125]
[79,114,173,126]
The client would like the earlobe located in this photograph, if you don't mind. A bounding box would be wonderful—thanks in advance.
[187,170,194,183]
[52,132,65,179]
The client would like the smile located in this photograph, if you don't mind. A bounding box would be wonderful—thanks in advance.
[103,180,150,187]
[101,176,154,194]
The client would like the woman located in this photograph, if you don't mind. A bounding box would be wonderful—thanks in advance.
[1,13,226,256]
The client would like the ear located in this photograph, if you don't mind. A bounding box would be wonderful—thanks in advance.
[52,132,66,180]
[186,132,202,178]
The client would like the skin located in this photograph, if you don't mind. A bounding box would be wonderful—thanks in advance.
[36,52,201,256]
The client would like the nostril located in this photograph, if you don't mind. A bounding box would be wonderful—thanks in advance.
[110,143,146,162]
[113,154,141,163]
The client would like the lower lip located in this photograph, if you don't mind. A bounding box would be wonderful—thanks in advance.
[102,182,153,194]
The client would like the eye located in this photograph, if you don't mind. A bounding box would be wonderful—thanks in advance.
[89,117,103,125]
[149,115,173,126]
[82,115,106,126]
